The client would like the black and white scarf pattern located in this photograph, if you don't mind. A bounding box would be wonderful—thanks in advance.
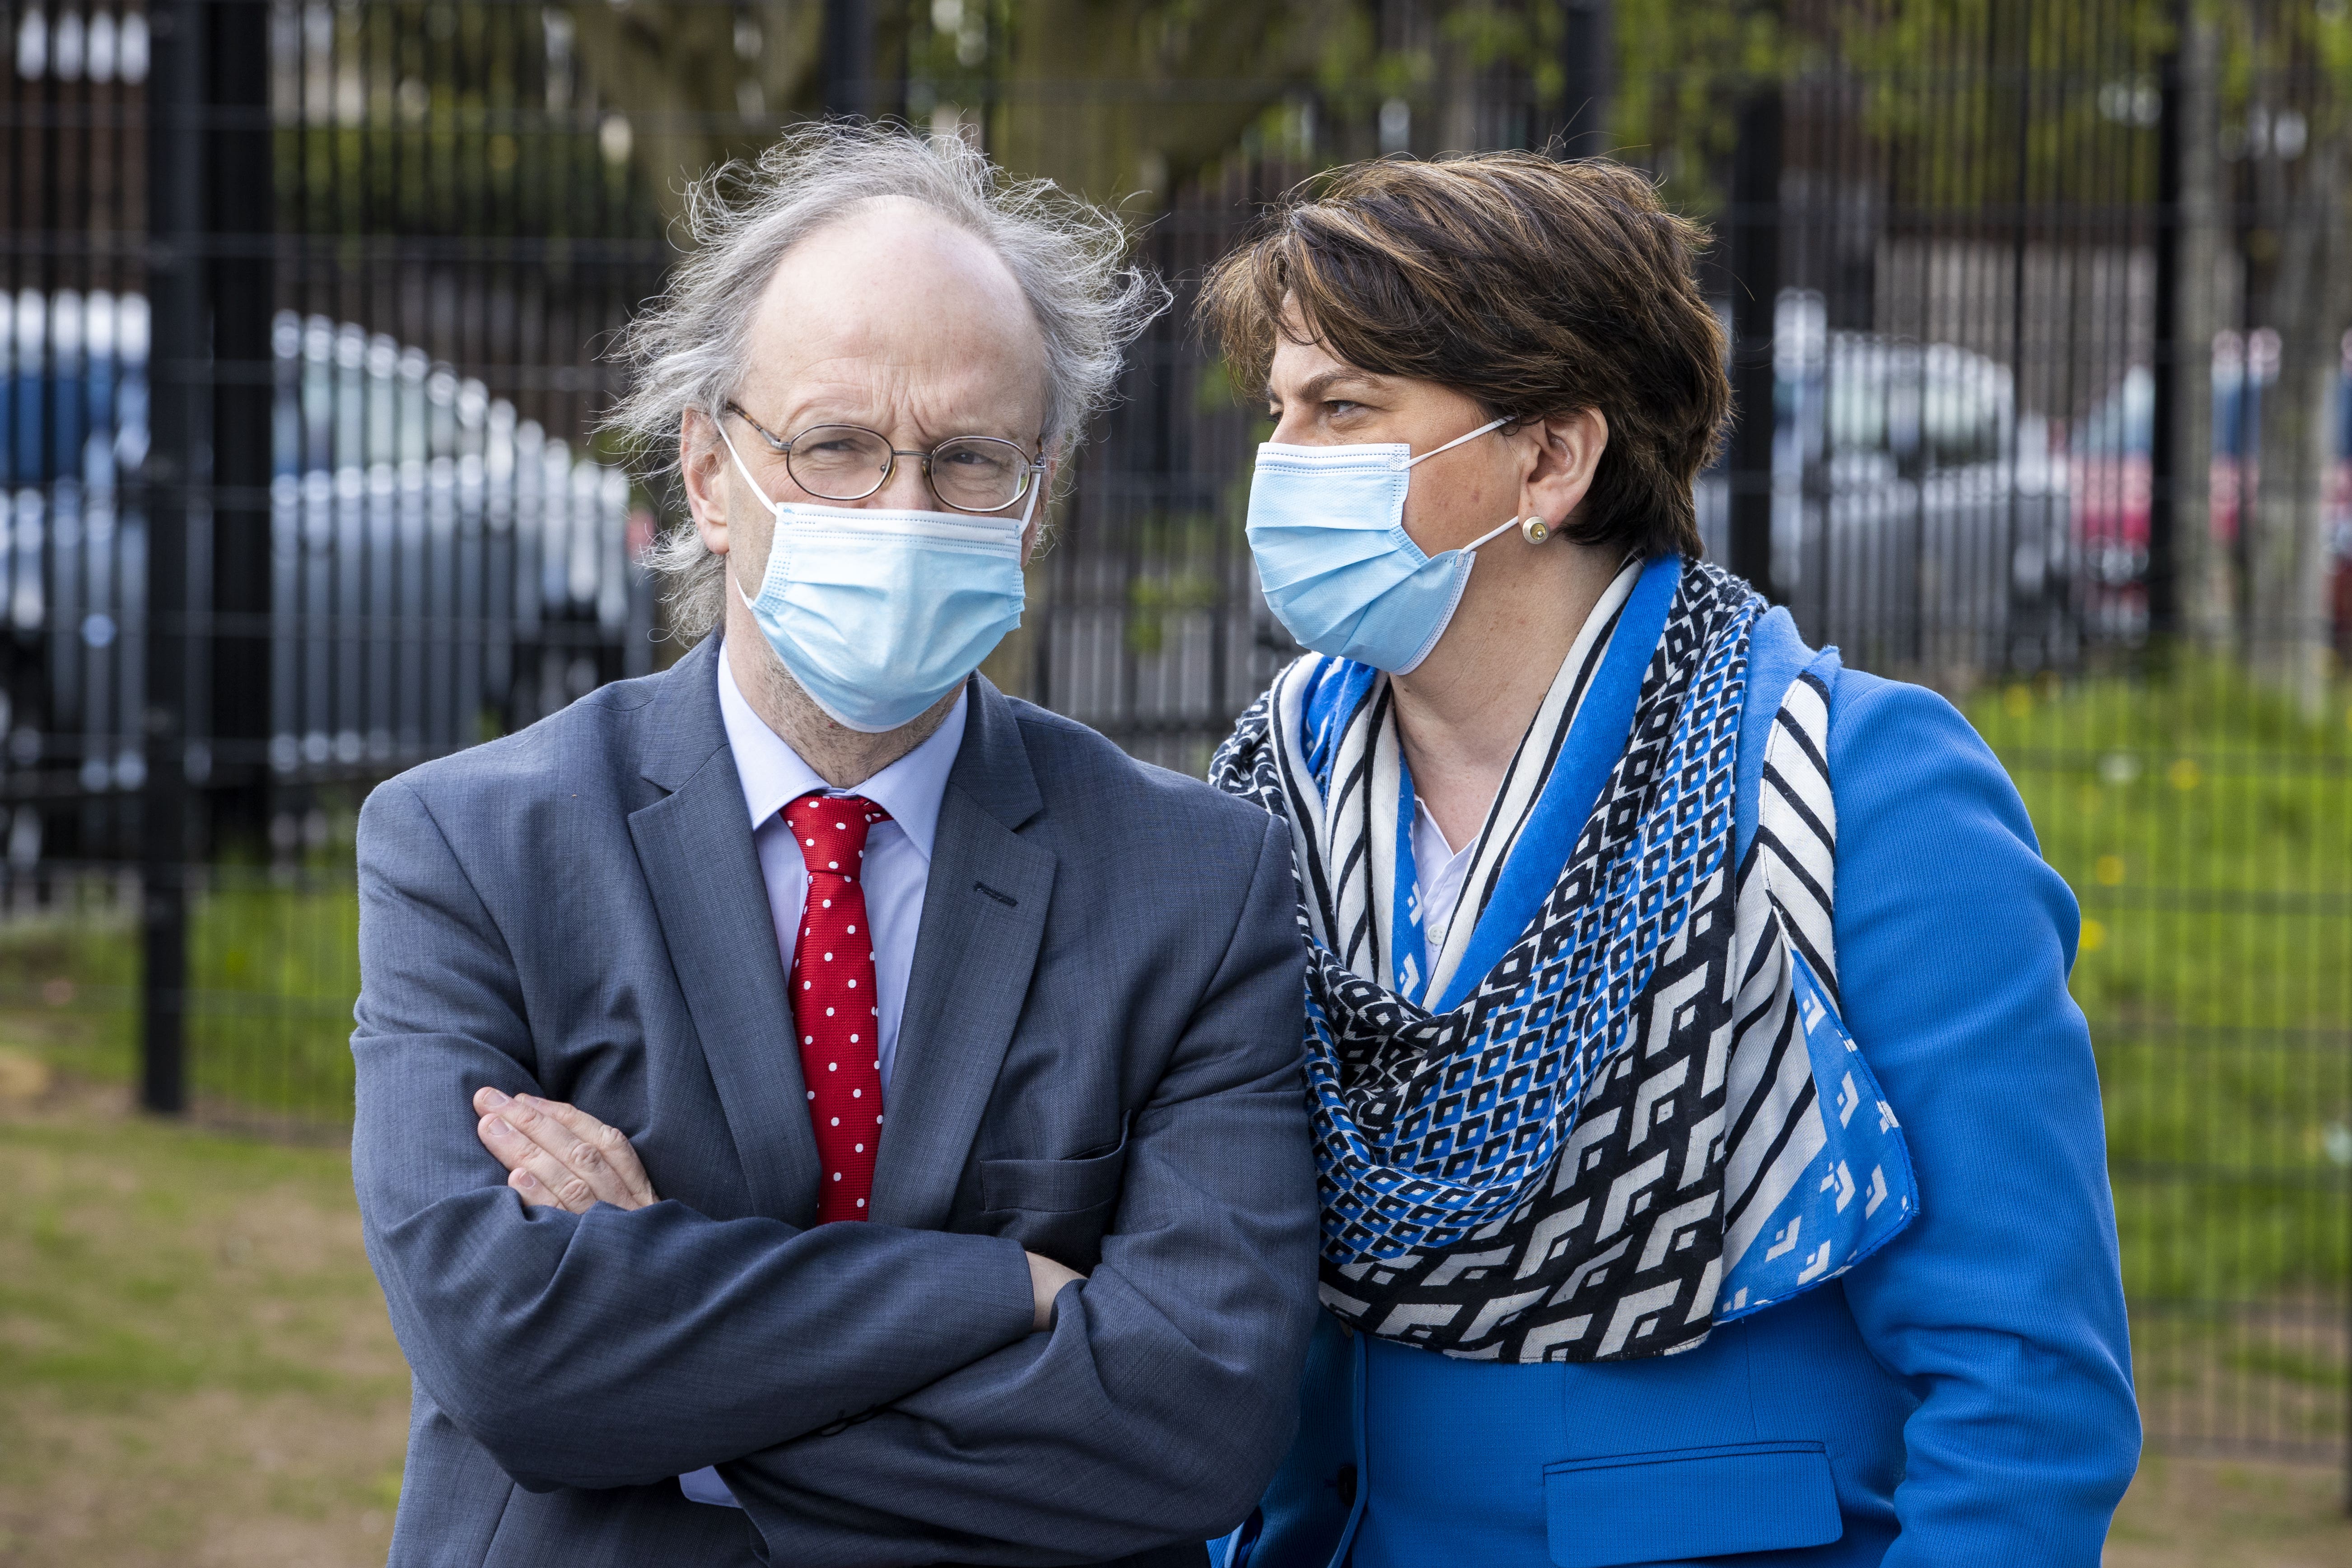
[1212,557,1917,1362]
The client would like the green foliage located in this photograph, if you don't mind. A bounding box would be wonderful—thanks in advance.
[1125,567,1223,656]
[1613,0,1791,210]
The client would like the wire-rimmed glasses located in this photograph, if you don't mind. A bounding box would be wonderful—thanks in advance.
[723,402,1045,514]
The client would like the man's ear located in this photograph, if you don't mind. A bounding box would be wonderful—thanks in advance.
[681,409,731,556]
[1518,407,1610,534]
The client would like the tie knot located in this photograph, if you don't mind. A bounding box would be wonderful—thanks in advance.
[783,792,889,878]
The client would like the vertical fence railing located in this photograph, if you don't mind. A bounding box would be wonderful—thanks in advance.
[0,0,2345,1478]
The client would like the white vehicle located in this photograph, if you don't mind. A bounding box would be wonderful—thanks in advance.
[1767,289,2073,676]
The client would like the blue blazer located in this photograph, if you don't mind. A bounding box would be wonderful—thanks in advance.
[351,635,1318,1568]
[1230,609,2139,1568]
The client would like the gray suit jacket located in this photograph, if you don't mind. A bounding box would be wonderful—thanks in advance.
[350,636,1319,1568]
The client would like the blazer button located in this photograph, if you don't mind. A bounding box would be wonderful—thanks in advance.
[1334,1463,1358,1508]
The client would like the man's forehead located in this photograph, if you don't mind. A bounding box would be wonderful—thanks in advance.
[735,200,1047,428]
[753,202,1028,330]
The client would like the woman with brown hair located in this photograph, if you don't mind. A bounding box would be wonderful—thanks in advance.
[1202,154,2137,1567]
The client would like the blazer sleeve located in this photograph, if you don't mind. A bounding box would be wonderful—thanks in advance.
[717,811,1323,1566]
[350,776,1039,1493]
[1827,675,2141,1564]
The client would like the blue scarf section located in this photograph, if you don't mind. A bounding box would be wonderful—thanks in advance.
[1214,555,1918,1360]
[1294,559,1680,1012]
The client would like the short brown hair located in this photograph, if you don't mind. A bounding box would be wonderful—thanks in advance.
[1200,153,1729,560]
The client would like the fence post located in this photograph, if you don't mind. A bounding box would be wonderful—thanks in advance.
[822,0,873,120]
[207,0,277,853]
[1557,0,1611,158]
[1726,85,1783,598]
[140,0,203,1115]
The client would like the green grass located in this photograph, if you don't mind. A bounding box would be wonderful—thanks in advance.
[1961,664,2352,1311]
[0,1107,409,1565]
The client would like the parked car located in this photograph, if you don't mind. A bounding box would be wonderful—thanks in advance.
[1769,289,2072,675]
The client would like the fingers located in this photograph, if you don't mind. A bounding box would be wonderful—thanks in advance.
[471,1087,655,1213]
[476,1111,600,1213]
[504,1164,569,1211]
[519,1096,658,1208]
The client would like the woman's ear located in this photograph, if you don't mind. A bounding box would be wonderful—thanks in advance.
[1518,407,1610,534]
[681,409,732,557]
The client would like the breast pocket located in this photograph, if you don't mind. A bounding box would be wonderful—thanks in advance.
[1541,1440,1842,1568]
[977,1120,1130,1271]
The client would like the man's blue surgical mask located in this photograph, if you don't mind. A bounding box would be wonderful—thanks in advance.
[717,421,1032,733]
[1246,417,1528,673]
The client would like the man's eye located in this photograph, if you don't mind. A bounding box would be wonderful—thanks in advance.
[1325,401,1362,417]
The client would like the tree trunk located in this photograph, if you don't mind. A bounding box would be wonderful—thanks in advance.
[2248,124,2345,714]
[2171,7,2223,650]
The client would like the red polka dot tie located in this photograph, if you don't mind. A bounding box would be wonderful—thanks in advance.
[784,791,888,1224]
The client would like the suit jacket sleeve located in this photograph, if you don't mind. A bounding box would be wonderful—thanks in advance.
[350,776,1040,1493]
[1827,677,2140,1564]
[718,811,1323,1566]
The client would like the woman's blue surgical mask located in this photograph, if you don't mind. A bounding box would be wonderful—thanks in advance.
[1246,417,1529,673]
[717,421,1032,733]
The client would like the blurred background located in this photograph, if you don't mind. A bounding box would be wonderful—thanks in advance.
[0,0,2347,1563]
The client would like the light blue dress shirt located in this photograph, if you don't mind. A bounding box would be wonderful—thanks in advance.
[681,649,968,1510]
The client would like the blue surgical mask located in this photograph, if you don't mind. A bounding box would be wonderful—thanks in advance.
[718,422,1032,733]
[1246,418,1527,673]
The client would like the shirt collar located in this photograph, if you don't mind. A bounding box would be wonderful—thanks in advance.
[716,646,967,864]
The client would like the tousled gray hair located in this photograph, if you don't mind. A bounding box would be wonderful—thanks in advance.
[608,122,1169,643]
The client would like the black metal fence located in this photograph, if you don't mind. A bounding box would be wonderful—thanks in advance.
[0,0,2345,1484]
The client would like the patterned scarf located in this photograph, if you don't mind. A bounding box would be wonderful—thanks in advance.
[1211,556,1918,1362]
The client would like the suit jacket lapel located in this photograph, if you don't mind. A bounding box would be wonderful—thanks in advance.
[869,678,1054,1231]
[628,638,822,1226]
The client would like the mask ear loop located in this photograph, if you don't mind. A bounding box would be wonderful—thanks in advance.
[1406,417,1554,551]
[1015,460,1045,528]
[712,416,782,513]
[1460,512,1535,555]
[710,415,787,615]
[1401,415,1511,470]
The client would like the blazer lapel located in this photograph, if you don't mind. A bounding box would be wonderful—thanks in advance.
[627,639,822,1226]
[868,679,1055,1231]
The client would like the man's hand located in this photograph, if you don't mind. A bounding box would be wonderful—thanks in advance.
[474,1087,659,1212]
[1026,1252,1084,1331]
[472,1087,1090,1323]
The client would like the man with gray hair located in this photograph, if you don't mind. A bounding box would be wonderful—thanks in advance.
[350,125,1317,1568]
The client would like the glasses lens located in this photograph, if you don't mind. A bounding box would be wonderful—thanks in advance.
[785,425,893,500]
[929,437,1029,511]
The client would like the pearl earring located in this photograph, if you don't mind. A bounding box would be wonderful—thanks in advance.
[1520,515,1551,544]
